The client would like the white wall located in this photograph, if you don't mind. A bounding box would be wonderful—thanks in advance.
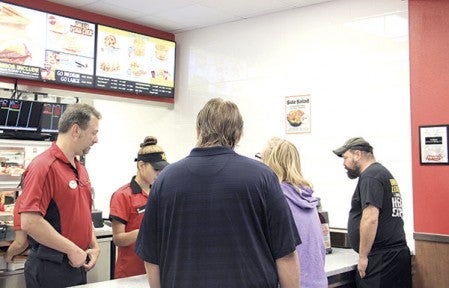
[86,0,413,248]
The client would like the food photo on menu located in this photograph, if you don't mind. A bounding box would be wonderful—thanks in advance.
[0,4,32,64]
[0,2,46,78]
[43,13,95,85]
[0,2,95,86]
[98,32,122,74]
[97,27,152,82]
[150,40,175,86]
[95,24,175,94]
[127,37,148,78]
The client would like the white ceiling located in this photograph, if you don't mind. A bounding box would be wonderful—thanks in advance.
[46,0,333,34]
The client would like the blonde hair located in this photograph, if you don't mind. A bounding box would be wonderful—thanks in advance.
[261,137,312,190]
[136,136,165,171]
[138,136,164,155]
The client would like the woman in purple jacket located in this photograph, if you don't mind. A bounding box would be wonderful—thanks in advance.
[261,137,328,288]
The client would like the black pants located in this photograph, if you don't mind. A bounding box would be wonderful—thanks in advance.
[356,246,411,288]
[25,246,87,288]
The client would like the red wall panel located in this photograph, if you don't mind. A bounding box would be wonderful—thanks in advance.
[410,0,449,234]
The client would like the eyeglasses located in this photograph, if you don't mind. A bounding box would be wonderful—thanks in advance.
[255,153,262,159]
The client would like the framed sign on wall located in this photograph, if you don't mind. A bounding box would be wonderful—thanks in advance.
[419,125,449,164]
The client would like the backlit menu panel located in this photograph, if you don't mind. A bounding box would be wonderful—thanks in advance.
[0,98,42,132]
[95,25,175,98]
[40,102,67,134]
[0,2,96,87]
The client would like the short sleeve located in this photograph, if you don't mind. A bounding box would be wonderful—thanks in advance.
[109,191,131,224]
[19,165,52,216]
[359,177,384,209]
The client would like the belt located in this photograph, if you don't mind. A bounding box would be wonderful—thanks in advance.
[30,244,69,263]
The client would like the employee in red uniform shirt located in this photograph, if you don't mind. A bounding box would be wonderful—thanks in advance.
[109,136,169,279]
[20,103,102,287]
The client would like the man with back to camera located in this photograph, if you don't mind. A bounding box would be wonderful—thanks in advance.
[19,103,102,287]
[333,137,411,288]
[135,98,301,288]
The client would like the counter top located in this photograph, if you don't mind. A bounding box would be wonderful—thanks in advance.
[73,248,359,287]
[325,248,358,276]
[94,225,113,238]
[73,275,148,288]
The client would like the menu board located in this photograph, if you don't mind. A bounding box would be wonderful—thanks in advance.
[0,2,176,100]
[40,102,67,134]
[0,2,96,87]
[0,98,43,132]
[95,25,175,98]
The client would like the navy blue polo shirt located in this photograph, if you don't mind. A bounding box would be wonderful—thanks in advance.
[135,146,301,288]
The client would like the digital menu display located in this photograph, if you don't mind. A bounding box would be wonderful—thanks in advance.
[0,2,176,100]
[0,98,43,132]
[0,2,96,88]
[40,102,67,134]
[95,25,175,98]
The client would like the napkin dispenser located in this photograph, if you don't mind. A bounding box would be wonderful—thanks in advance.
[91,210,103,228]
[330,227,351,248]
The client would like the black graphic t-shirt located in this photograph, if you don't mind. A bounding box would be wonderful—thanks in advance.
[347,162,407,253]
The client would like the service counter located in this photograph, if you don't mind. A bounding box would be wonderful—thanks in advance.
[325,248,358,287]
[72,248,359,288]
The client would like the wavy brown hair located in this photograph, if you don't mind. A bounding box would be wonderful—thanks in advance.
[196,98,243,149]
[58,103,101,133]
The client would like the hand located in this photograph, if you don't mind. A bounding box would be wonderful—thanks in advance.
[67,247,88,268]
[358,256,368,278]
[83,247,100,271]
[5,252,14,263]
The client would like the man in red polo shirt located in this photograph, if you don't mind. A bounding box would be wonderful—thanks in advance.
[20,103,102,287]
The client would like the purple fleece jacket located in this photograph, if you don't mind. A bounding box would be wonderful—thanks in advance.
[280,182,328,288]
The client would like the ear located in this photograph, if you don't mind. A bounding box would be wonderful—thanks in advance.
[137,160,146,170]
[353,150,363,160]
[71,124,81,138]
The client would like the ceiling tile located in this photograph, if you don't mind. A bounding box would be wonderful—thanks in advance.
[99,0,195,14]
[78,1,144,21]
[199,0,292,18]
[280,0,333,6]
[133,15,186,33]
[37,0,338,33]
[156,3,240,29]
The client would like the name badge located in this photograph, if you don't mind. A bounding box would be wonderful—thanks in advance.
[69,180,78,189]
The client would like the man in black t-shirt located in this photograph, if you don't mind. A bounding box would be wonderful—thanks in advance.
[333,137,411,288]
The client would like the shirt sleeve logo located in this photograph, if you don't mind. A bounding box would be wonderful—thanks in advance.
[390,178,403,218]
